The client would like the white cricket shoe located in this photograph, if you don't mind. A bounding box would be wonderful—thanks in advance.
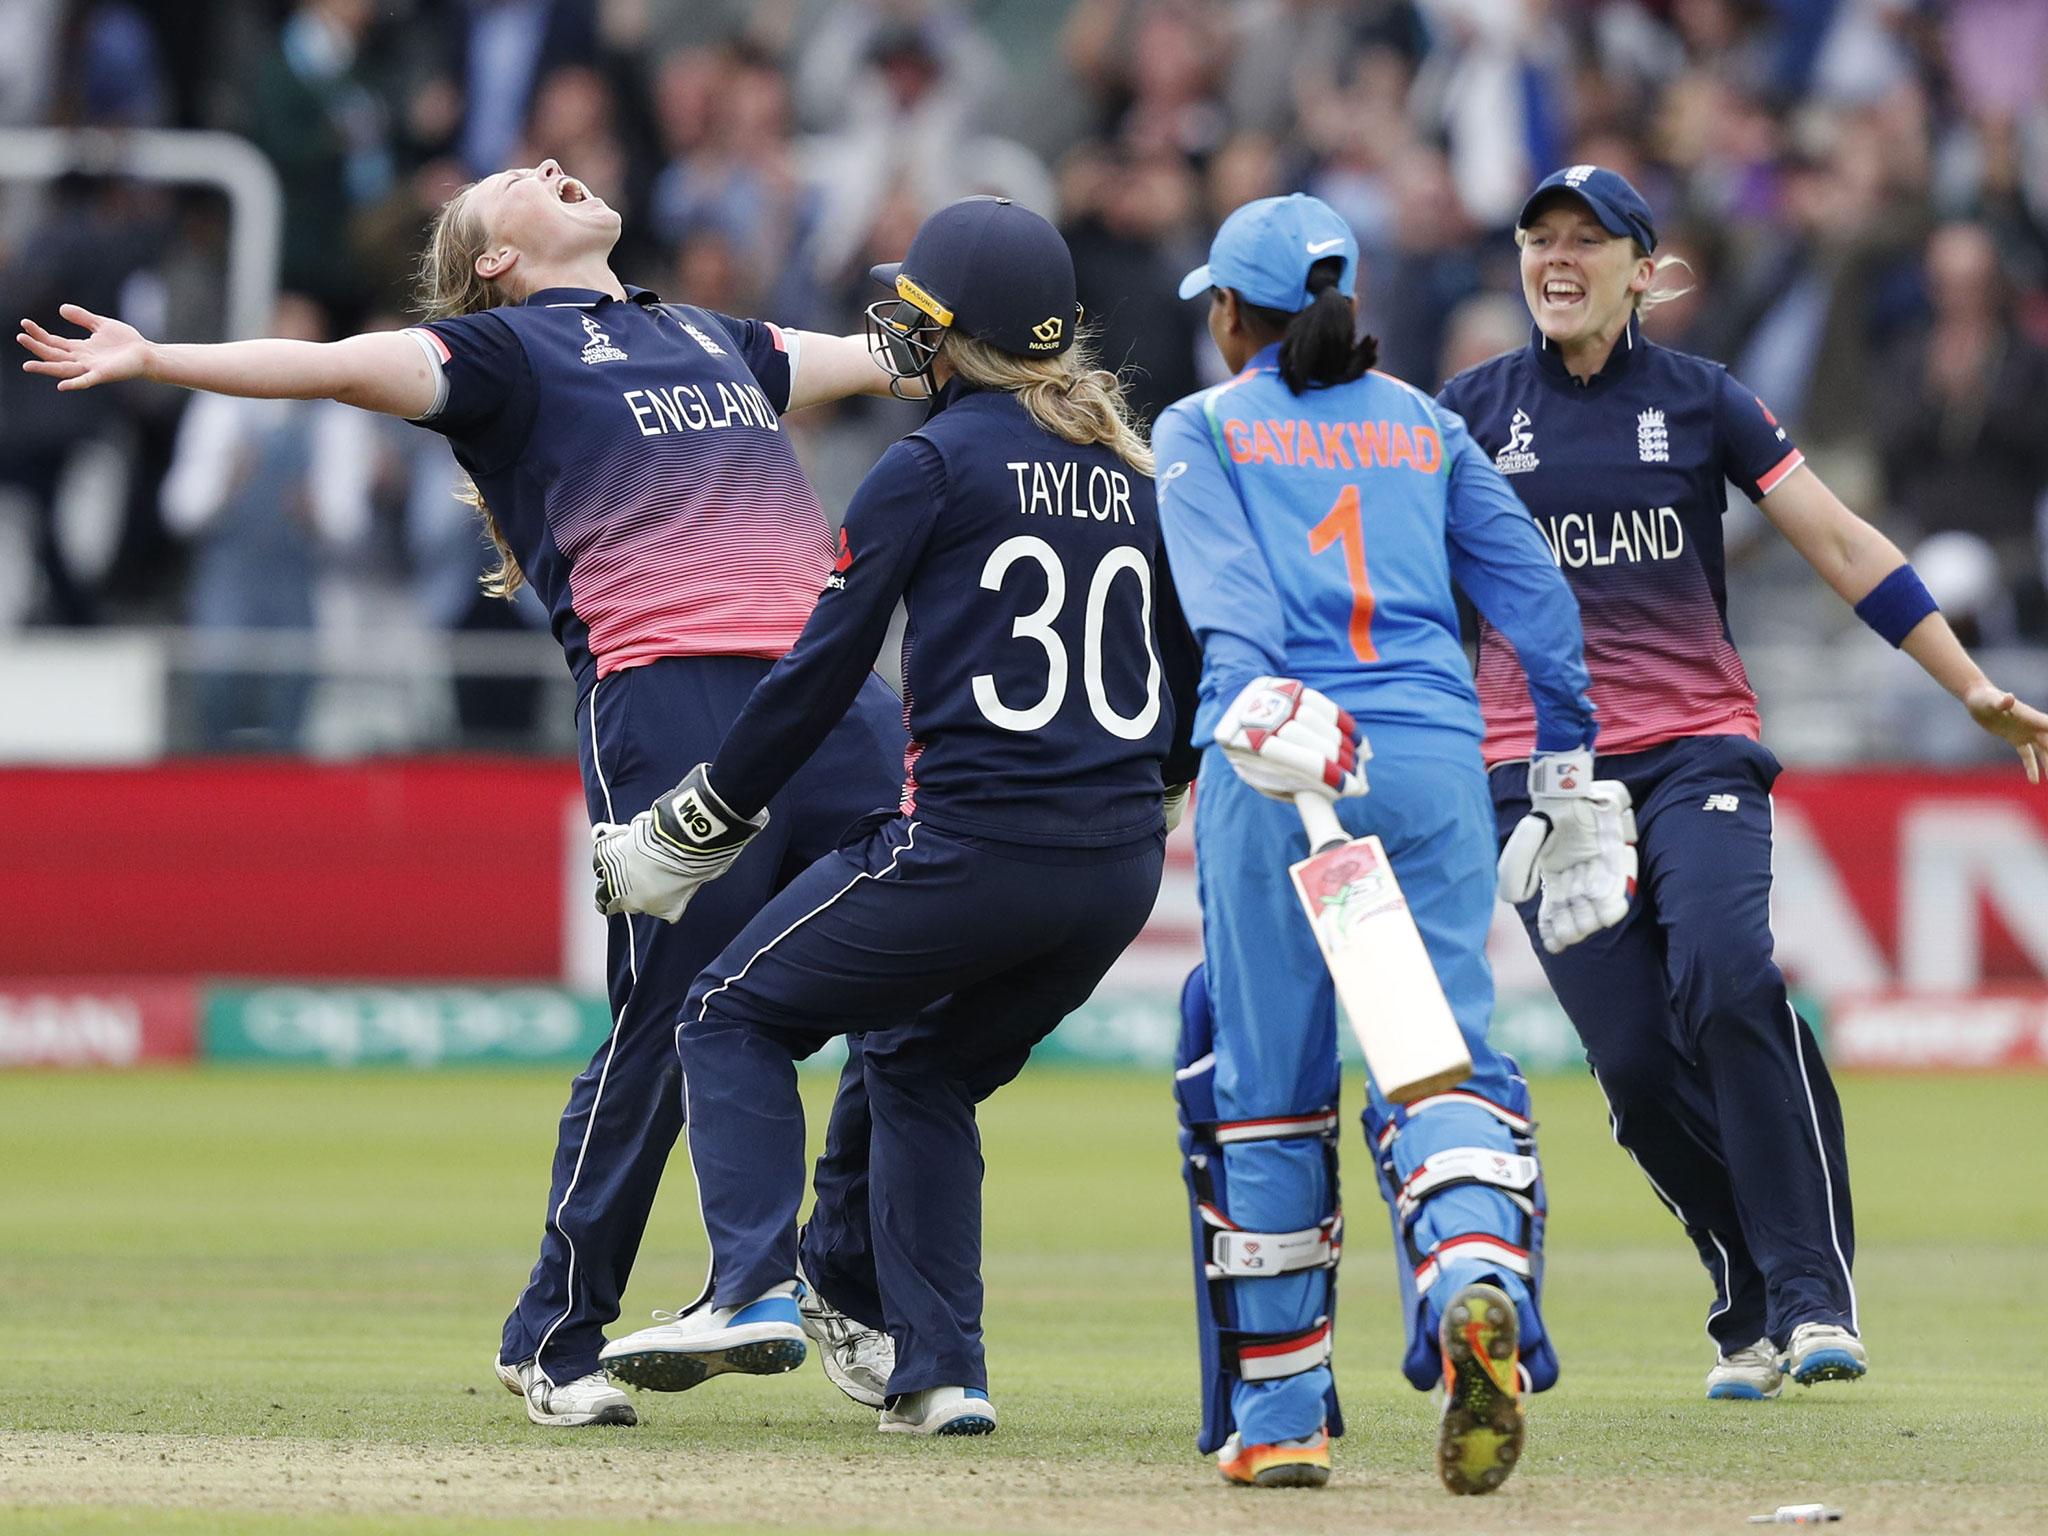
[494,1356,637,1427]
[795,1276,894,1408]
[1706,1340,1784,1401]
[599,1283,807,1392]
[1786,1323,1867,1386]
[877,1385,997,1436]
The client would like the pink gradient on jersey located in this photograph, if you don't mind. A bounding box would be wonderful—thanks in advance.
[1478,553,1760,765]
[547,432,830,675]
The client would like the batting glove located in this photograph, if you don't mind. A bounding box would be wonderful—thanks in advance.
[1214,677,1369,802]
[1496,749,1637,953]
[591,764,769,923]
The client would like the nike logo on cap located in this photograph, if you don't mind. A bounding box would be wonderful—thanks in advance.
[1306,237,1346,254]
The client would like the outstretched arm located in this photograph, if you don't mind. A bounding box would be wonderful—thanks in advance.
[785,330,902,410]
[18,304,438,419]
[1761,463,2048,781]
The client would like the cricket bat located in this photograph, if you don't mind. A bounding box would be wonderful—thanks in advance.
[1290,793,1472,1104]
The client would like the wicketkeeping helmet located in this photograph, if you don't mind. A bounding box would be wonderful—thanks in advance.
[866,196,1080,397]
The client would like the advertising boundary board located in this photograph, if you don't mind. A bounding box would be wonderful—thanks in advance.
[0,980,199,1067]
[5,761,2048,1071]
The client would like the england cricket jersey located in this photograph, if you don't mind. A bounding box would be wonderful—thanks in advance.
[404,286,824,693]
[1153,343,1594,753]
[1438,315,1803,766]
[711,383,1201,847]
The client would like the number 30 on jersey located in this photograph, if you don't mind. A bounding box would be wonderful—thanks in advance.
[972,535,1162,739]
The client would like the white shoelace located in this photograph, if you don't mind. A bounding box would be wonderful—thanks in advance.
[804,1306,863,1347]
[1722,1341,1779,1368]
[846,1331,893,1370]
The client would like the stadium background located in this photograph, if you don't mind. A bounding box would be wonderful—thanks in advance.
[3,3,2048,1532]
[5,0,2048,1071]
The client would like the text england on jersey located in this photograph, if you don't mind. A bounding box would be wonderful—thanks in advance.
[623,380,780,437]
[1536,507,1686,570]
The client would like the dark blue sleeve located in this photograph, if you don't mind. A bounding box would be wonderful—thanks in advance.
[709,437,941,817]
[1716,369,1805,501]
[704,310,797,414]
[408,311,536,473]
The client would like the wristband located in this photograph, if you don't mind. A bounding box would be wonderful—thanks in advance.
[1853,564,1939,648]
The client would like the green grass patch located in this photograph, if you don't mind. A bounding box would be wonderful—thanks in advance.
[1,1066,2041,1533]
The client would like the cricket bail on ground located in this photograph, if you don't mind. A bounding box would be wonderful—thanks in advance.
[1290,793,1471,1102]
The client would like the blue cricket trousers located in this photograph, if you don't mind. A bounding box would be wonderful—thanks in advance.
[678,815,1166,1397]
[501,655,905,1385]
[1491,733,1857,1348]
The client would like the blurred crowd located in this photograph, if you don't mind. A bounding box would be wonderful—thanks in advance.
[3,0,2048,750]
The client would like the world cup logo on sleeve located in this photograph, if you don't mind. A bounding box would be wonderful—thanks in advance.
[1494,409,1540,476]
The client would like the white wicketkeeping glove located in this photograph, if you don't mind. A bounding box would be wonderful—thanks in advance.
[1496,748,1637,954]
[591,764,769,923]
[1214,677,1370,802]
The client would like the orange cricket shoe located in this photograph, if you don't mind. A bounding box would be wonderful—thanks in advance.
[1217,1428,1331,1488]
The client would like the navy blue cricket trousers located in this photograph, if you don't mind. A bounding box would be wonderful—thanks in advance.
[501,655,904,1385]
[1492,734,1856,1349]
[679,815,1166,1397]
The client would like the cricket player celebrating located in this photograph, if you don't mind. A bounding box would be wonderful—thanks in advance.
[1439,165,2048,1401]
[587,195,1201,1435]
[1155,194,1627,1494]
[18,159,910,1428]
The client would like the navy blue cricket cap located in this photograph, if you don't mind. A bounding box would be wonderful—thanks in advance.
[870,195,1079,357]
[1517,165,1658,252]
[1178,193,1358,312]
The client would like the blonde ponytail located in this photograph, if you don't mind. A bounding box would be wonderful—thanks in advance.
[939,332,1155,477]
[1635,249,1695,316]
[414,182,525,598]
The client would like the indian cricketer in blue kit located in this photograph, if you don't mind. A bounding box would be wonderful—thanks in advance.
[1153,194,1635,1494]
[588,196,1204,1435]
[1439,165,2048,1402]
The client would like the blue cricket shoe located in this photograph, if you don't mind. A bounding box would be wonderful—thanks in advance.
[599,1282,807,1393]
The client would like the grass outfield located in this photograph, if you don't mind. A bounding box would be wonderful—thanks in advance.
[1,1067,2043,1535]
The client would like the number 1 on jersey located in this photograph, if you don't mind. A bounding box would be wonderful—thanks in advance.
[1309,484,1377,663]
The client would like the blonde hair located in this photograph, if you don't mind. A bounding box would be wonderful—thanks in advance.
[940,332,1155,477]
[1633,246,1695,315]
[414,182,525,598]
